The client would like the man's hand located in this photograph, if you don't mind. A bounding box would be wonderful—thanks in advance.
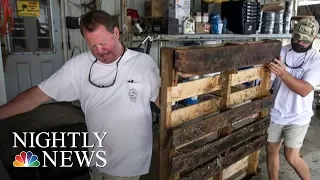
[268,58,313,97]
[268,58,289,79]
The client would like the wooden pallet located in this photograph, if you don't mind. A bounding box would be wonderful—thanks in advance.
[159,40,282,180]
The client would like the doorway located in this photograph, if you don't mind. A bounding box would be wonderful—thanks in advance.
[4,0,64,101]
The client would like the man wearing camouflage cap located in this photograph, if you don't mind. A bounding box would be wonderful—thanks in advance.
[267,18,320,180]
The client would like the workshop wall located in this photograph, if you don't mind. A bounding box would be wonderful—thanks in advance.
[60,0,309,67]
[61,0,147,61]
[60,0,175,65]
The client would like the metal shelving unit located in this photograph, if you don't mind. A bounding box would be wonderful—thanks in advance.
[129,33,294,42]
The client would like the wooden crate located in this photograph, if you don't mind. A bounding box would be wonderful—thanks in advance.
[159,40,282,180]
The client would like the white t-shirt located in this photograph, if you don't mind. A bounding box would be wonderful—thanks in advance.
[38,49,161,176]
[271,44,320,125]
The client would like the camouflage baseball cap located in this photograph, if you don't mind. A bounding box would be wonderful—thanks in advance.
[292,18,319,43]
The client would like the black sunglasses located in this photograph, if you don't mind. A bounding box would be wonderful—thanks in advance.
[88,47,126,88]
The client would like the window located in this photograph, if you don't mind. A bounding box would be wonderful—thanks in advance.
[8,0,54,53]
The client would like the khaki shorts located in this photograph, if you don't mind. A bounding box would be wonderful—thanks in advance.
[267,121,309,148]
[89,167,140,180]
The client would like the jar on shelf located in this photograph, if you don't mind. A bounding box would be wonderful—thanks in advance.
[202,12,209,23]
[194,12,202,23]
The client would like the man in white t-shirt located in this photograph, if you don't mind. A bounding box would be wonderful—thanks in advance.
[267,18,320,180]
[0,10,161,180]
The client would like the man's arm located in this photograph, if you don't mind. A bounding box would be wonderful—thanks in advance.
[269,59,313,97]
[280,73,313,97]
[0,86,51,120]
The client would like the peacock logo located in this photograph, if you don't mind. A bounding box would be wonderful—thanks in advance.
[13,151,40,167]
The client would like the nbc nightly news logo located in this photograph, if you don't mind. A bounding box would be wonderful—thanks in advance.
[12,132,108,168]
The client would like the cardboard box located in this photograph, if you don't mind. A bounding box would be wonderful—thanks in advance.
[163,0,191,33]
[145,0,163,17]
[112,15,132,33]
[196,22,210,34]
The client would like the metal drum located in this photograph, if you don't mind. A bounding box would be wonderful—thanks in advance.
[285,1,294,13]
[261,11,275,34]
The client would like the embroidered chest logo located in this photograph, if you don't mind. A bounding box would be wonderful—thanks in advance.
[129,88,138,102]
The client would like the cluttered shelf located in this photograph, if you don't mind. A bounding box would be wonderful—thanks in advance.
[127,33,293,42]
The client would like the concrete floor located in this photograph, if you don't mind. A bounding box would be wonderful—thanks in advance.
[1,102,320,180]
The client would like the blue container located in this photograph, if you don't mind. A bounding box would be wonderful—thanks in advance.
[182,76,199,105]
[210,14,223,34]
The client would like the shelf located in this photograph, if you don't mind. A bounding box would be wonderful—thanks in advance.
[129,33,294,42]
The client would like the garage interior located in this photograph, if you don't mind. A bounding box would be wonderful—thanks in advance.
[1,0,320,180]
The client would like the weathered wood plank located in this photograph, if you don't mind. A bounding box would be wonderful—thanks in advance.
[215,70,233,180]
[174,130,220,160]
[159,48,174,180]
[180,135,267,180]
[232,113,260,131]
[246,64,272,177]
[225,168,248,180]
[258,64,272,118]
[230,86,260,106]
[220,71,232,110]
[258,65,271,98]
[231,67,263,86]
[171,98,220,128]
[223,156,249,179]
[171,117,269,174]
[247,151,261,177]
[174,40,282,75]
[171,75,220,102]
[172,96,272,148]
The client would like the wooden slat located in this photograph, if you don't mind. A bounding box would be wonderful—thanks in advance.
[247,64,272,177]
[171,117,269,174]
[232,113,260,131]
[229,86,260,106]
[225,168,248,180]
[170,98,220,128]
[247,151,261,177]
[159,48,174,180]
[174,40,282,74]
[258,64,272,118]
[172,96,272,149]
[231,67,263,86]
[180,135,267,180]
[222,156,249,179]
[220,71,232,110]
[258,65,271,98]
[215,71,233,180]
[171,75,220,102]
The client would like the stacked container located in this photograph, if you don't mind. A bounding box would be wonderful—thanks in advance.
[261,11,275,34]
[274,12,284,34]
[221,0,261,34]
[283,0,293,33]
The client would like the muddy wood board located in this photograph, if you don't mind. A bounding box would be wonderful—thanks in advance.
[160,41,273,180]
[173,40,282,75]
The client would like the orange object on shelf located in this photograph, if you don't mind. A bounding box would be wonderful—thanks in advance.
[0,0,14,36]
